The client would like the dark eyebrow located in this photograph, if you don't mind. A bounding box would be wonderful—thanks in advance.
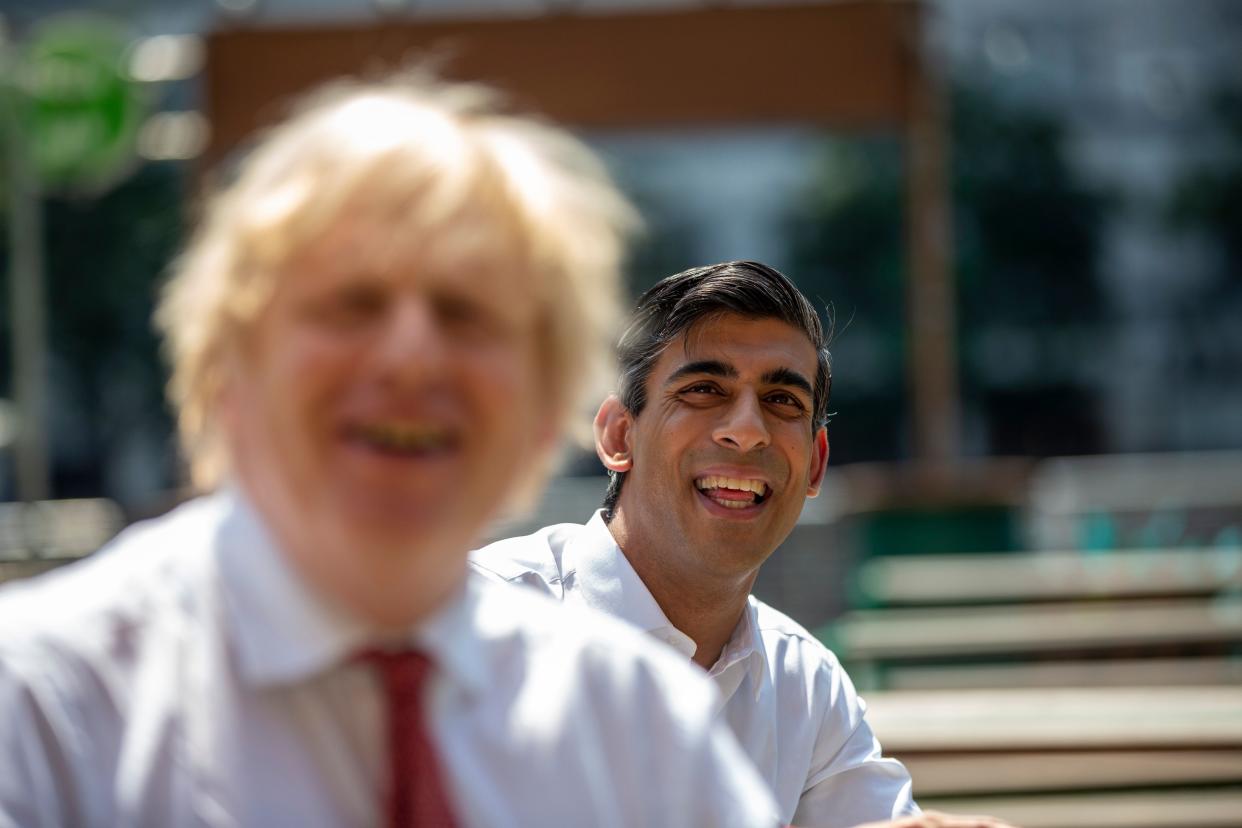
[763,367,814,399]
[666,360,737,385]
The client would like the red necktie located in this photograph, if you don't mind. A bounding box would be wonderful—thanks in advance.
[362,650,458,828]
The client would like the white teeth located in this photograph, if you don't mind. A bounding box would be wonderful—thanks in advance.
[693,475,768,496]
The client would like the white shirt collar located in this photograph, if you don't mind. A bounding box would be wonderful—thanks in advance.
[567,511,766,693]
[213,488,487,696]
[713,600,766,701]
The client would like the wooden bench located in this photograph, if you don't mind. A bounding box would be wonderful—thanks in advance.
[0,558,86,584]
[882,656,1242,690]
[865,687,1242,753]
[924,789,1242,828]
[0,499,123,585]
[823,470,1242,825]
[831,596,1242,662]
[864,687,1242,828]
[855,546,1242,607]
[828,543,1242,690]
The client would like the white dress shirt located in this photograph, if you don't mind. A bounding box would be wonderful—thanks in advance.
[471,511,918,828]
[0,491,779,828]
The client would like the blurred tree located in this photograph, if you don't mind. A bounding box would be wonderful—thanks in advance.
[785,135,906,464]
[624,182,702,299]
[0,164,184,501]
[1167,86,1242,286]
[786,80,1110,463]
[1163,84,1242,421]
[952,84,1110,330]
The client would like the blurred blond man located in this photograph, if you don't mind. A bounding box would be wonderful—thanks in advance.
[0,75,778,827]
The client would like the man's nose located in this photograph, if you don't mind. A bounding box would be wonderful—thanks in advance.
[374,297,448,381]
[713,393,771,453]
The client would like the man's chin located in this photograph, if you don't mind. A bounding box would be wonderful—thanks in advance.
[339,480,453,520]
[339,502,471,552]
[303,539,470,629]
[693,500,789,552]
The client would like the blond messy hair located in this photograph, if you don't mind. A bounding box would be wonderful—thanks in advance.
[157,72,637,491]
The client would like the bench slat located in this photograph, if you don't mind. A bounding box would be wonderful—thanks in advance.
[920,788,1242,828]
[883,656,1242,690]
[835,597,1242,660]
[864,687,1242,752]
[858,547,1242,605]
[905,749,1242,796]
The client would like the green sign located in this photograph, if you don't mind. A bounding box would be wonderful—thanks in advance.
[15,15,146,193]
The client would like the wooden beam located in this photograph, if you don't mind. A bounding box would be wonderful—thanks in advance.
[903,0,960,464]
[203,2,916,164]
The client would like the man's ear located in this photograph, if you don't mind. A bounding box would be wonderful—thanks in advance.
[593,394,633,473]
[805,426,829,498]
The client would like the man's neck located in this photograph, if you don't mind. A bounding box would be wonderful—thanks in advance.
[605,509,758,670]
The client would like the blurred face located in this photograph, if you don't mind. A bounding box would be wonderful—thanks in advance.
[221,215,550,627]
[606,314,827,581]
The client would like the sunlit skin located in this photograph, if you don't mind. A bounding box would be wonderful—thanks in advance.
[855,811,1019,828]
[221,215,552,630]
[596,314,828,668]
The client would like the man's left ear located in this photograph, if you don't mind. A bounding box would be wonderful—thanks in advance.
[593,395,634,473]
[805,427,829,498]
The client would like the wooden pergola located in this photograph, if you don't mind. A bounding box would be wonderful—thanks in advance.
[203,1,960,464]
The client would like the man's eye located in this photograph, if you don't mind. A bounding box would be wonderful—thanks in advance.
[682,383,721,395]
[307,285,388,327]
[767,392,806,409]
[433,293,514,341]
[436,295,483,325]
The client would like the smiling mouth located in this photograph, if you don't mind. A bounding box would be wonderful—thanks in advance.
[343,421,458,457]
[693,475,769,509]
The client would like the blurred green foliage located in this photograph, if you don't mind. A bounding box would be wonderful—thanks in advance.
[787,80,1111,463]
[952,85,1111,330]
[1167,86,1242,280]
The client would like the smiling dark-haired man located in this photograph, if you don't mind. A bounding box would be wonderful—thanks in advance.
[473,260,930,827]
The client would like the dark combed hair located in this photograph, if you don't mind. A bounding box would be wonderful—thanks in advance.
[601,260,831,521]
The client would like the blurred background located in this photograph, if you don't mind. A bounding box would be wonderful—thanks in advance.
[1,1,1239,825]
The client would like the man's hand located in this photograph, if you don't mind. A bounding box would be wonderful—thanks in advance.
[851,810,1021,828]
